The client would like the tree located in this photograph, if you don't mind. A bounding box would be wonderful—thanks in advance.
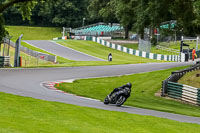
[193,0,200,27]
[88,0,114,23]
[135,0,200,39]
[113,0,137,39]
[88,0,136,39]
[134,0,173,39]
[0,0,35,13]
[3,0,90,27]
[0,0,39,40]
[171,0,199,36]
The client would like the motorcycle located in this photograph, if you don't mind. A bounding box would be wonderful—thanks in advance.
[104,83,132,106]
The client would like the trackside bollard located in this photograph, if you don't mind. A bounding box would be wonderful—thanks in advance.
[19,56,22,67]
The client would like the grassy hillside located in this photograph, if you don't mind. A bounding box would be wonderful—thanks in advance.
[6,26,62,41]
[119,43,179,55]
[0,92,200,133]
[56,65,200,117]
[120,41,198,56]
[56,40,162,64]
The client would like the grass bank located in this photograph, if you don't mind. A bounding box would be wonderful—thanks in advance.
[6,26,62,40]
[56,40,162,64]
[119,43,179,55]
[119,41,198,56]
[56,66,200,117]
[0,92,200,132]
[178,70,200,88]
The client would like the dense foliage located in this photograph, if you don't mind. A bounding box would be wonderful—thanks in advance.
[3,0,89,27]
[0,0,38,40]
[1,0,200,40]
[88,0,200,39]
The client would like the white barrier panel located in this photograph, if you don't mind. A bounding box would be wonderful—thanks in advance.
[172,55,175,61]
[129,49,133,54]
[182,97,197,104]
[168,55,171,61]
[164,55,167,61]
[149,53,154,59]
[102,40,105,45]
[106,41,110,46]
[97,38,100,43]
[112,44,115,49]
[117,45,121,51]
[123,47,127,53]
[142,51,146,58]
[157,54,161,60]
[106,41,110,47]
[97,37,112,40]
[136,50,139,56]
[92,37,96,42]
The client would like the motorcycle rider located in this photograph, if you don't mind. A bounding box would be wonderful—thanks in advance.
[107,82,132,101]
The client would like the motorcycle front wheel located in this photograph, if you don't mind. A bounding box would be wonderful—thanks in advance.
[116,96,126,106]
[104,96,110,104]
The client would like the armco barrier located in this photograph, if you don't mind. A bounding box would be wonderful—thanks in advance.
[6,40,57,63]
[167,81,200,105]
[0,56,10,67]
[91,37,185,62]
[162,61,200,105]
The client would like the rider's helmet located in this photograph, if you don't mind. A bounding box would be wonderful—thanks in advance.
[127,82,132,88]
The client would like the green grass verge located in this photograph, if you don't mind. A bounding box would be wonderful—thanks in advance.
[163,41,197,50]
[178,70,200,88]
[0,92,200,132]
[56,40,162,64]
[56,66,200,117]
[119,43,179,55]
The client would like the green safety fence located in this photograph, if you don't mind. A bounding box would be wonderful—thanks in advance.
[167,81,200,105]
[162,62,200,105]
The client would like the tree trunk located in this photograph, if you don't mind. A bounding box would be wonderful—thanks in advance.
[140,27,144,39]
[124,26,129,39]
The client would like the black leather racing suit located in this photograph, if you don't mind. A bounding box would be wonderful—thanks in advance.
[109,83,131,99]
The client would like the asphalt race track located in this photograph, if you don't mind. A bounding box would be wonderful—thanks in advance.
[24,40,105,61]
[1,62,200,124]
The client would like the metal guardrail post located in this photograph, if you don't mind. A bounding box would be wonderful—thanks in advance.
[14,34,23,67]
[162,80,168,96]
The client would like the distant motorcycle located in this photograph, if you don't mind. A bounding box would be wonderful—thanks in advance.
[104,83,132,106]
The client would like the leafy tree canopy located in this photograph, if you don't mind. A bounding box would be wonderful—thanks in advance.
[0,0,41,40]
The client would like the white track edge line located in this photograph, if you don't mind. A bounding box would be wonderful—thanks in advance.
[51,41,106,61]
